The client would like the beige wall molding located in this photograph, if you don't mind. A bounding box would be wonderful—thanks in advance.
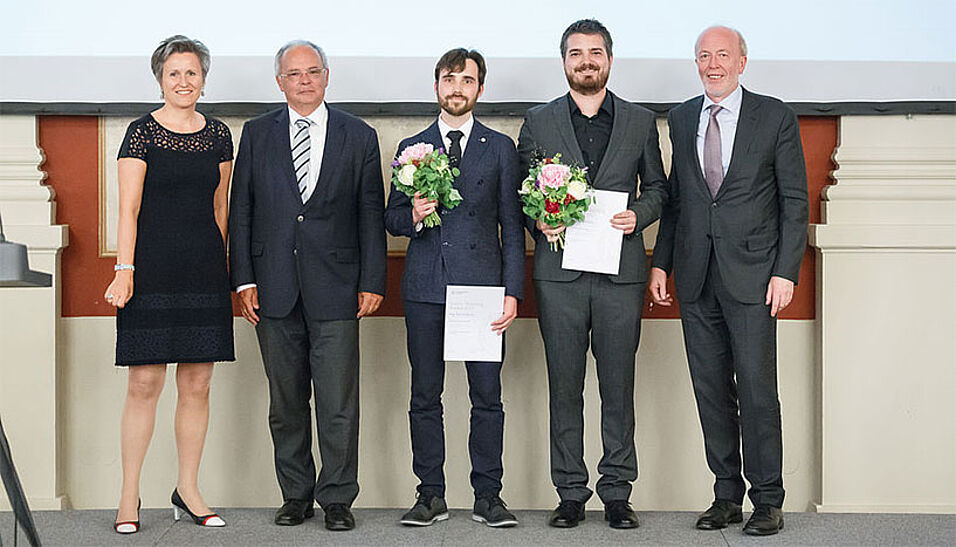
[830,146,956,181]
[811,115,956,514]
[810,225,956,249]
[814,504,956,515]
[823,183,956,201]
[0,114,69,511]
[0,118,54,226]
[821,139,956,226]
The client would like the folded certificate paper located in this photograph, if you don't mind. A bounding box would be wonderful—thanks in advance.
[443,285,505,362]
[561,189,629,275]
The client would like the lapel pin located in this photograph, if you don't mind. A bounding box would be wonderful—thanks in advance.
[480,136,487,143]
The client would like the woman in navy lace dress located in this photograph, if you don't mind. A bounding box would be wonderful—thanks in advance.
[105,35,232,533]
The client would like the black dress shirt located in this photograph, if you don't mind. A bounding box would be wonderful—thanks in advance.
[568,92,614,178]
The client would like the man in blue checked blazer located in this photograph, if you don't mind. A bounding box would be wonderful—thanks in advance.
[384,48,524,529]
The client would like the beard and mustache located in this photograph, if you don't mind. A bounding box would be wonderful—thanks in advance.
[438,92,477,116]
[565,62,610,95]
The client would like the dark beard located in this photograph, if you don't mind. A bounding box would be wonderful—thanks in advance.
[566,66,609,95]
[438,94,475,116]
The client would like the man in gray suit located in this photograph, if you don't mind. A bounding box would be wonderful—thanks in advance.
[649,26,809,536]
[517,18,668,529]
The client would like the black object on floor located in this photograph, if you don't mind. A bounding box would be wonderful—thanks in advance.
[0,417,41,546]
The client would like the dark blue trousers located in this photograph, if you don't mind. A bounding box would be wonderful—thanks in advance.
[403,300,505,499]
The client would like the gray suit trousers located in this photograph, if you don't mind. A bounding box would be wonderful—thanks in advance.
[255,298,360,507]
[535,273,645,504]
[679,250,785,508]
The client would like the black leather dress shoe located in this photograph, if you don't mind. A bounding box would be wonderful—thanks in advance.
[696,500,743,530]
[323,503,355,531]
[274,499,314,526]
[548,500,585,528]
[604,500,640,529]
[743,505,784,536]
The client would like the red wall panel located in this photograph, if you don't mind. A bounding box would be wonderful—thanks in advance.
[39,115,835,320]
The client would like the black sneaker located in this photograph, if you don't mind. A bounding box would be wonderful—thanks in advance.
[400,493,449,526]
[472,495,518,528]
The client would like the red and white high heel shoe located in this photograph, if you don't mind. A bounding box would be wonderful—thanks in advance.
[114,498,141,534]
[171,488,226,527]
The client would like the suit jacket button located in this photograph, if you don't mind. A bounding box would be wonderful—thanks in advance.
[297,215,304,222]
[470,243,476,250]
[469,211,476,217]
[293,248,298,255]
[442,242,449,247]
[711,202,718,208]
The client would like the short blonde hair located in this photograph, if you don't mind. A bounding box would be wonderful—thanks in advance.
[695,26,748,57]
[151,35,210,84]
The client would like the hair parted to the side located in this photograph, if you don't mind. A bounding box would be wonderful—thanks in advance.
[560,19,613,59]
[695,25,748,56]
[274,40,328,76]
[150,35,211,84]
[434,48,487,86]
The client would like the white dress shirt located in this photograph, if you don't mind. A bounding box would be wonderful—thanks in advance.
[236,103,329,294]
[438,114,474,157]
[696,85,743,176]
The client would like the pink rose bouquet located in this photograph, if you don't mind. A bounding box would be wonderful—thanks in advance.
[518,153,593,251]
[391,142,462,227]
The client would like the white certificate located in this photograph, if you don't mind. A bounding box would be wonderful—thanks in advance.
[443,285,505,362]
[561,189,629,275]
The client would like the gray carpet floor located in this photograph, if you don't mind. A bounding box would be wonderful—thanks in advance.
[2,508,954,546]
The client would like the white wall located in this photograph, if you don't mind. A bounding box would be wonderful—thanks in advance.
[54,316,817,511]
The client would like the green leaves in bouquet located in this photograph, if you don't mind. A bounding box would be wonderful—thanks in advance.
[392,147,463,227]
[518,152,595,250]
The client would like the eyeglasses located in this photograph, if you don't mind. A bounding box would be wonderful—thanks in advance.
[280,67,328,81]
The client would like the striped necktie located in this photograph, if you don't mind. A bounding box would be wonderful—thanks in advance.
[292,118,311,202]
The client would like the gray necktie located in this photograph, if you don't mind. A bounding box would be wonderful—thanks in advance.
[292,118,311,202]
[704,104,723,198]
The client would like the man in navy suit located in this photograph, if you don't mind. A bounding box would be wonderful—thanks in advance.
[229,40,386,531]
[650,26,808,536]
[384,48,524,528]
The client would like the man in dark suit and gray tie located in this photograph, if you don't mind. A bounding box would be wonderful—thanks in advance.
[649,26,809,536]
[517,19,668,529]
[229,40,386,531]
[385,48,524,529]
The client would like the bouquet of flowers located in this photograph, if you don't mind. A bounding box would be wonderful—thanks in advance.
[391,142,462,228]
[518,153,594,251]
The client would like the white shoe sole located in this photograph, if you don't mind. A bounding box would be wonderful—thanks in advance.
[114,523,138,534]
[472,514,518,528]
[400,512,449,526]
